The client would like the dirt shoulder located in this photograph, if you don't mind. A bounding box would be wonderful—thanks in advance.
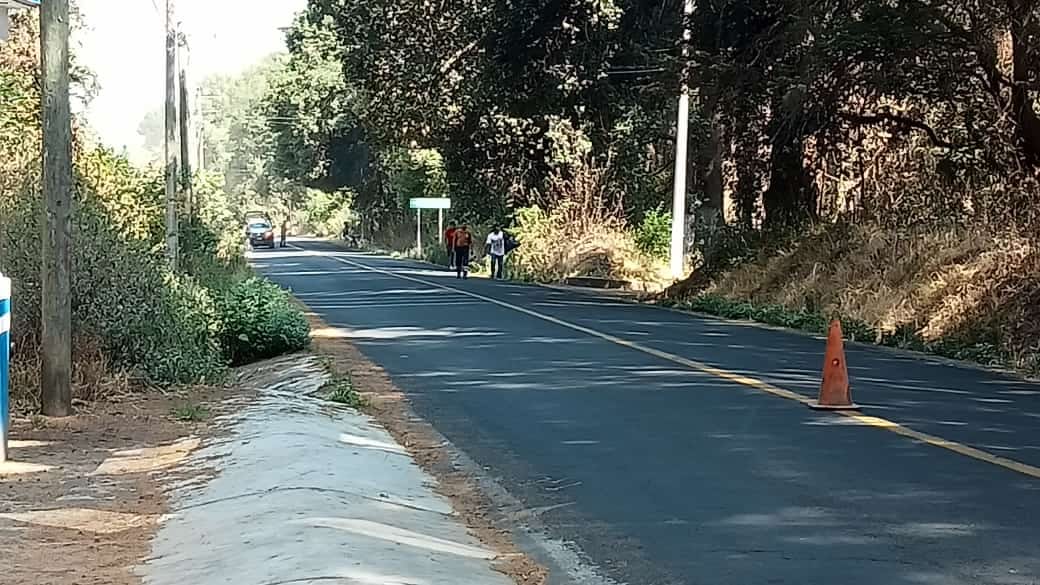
[0,386,232,585]
[305,309,548,584]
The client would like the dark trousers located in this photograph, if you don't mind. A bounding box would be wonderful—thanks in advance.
[490,254,504,279]
[454,247,470,277]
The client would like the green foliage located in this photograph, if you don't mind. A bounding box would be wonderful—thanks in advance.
[302,188,355,236]
[677,294,871,341]
[424,245,452,267]
[385,148,448,203]
[322,372,365,408]
[76,147,164,244]
[172,403,210,422]
[191,171,248,260]
[673,294,1012,369]
[0,191,228,385]
[634,207,671,259]
[217,277,311,366]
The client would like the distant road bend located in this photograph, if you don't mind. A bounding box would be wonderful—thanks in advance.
[255,239,1040,585]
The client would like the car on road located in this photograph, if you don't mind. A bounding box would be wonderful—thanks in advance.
[246,221,276,249]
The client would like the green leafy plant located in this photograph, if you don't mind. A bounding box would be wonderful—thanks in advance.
[216,277,311,366]
[633,206,671,259]
[321,372,365,408]
[672,293,1015,369]
[172,403,210,422]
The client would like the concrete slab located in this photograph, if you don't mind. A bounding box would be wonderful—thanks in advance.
[137,354,513,585]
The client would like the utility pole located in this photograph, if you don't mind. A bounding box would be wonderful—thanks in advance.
[195,88,205,173]
[40,0,73,416]
[669,0,695,280]
[179,67,192,223]
[164,0,178,269]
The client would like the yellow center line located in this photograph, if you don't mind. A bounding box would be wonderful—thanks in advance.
[289,244,1040,480]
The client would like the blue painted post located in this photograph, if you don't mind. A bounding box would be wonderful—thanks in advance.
[0,272,10,462]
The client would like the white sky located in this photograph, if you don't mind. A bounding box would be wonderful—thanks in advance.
[73,0,305,158]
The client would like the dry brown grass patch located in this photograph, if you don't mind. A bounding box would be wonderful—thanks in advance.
[9,336,136,414]
[704,222,1040,371]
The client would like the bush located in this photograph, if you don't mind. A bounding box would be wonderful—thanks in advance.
[503,161,670,286]
[422,244,451,266]
[302,188,355,236]
[510,203,668,285]
[673,293,1015,370]
[181,220,250,292]
[634,206,671,259]
[0,193,229,388]
[217,277,310,366]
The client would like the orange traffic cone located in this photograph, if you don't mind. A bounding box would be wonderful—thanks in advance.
[809,319,859,410]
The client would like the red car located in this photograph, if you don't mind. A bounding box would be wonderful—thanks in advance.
[247,221,276,249]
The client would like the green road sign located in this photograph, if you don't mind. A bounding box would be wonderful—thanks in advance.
[409,198,451,209]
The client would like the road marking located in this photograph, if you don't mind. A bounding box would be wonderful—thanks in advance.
[288,244,1040,480]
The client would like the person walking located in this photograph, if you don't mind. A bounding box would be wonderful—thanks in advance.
[444,223,457,269]
[486,225,506,279]
[279,220,288,248]
[452,225,473,279]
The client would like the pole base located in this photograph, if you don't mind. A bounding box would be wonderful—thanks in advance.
[808,401,860,411]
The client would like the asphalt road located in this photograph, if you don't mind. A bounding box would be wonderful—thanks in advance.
[254,240,1040,585]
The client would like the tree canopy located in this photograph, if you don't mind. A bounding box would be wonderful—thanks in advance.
[248,0,1040,237]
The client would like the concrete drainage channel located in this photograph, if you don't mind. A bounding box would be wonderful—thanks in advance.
[136,354,512,585]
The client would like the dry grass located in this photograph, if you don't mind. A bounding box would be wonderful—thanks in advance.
[511,164,670,287]
[9,335,136,414]
[704,223,1040,371]
[512,208,668,285]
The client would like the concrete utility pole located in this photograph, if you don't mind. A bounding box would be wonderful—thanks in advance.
[40,0,73,416]
[164,0,178,269]
[669,0,695,280]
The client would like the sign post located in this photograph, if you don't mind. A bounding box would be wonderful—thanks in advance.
[408,198,451,255]
[0,272,11,462]
[416,208,422,255]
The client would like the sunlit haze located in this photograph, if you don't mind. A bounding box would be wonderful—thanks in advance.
[73,0,305,161]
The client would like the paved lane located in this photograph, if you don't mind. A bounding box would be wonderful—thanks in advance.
[254,240,1040,585]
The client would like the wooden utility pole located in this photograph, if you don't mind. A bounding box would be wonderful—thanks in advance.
[164,0,178,269]
[179,67,193,223]
[40,0,73,416]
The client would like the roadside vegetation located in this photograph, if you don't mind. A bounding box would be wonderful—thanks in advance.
[320,371,365,408]
[663,224,1037,375]
[125,1,1040,376]
[0,14,308,412]
[255,0,1040,376]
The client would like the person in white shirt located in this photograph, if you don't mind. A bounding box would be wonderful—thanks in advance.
[485,226,506,279]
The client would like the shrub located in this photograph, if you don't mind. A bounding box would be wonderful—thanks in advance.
[181,220,250,292]
[673,292,1016,371]
[0,193,228,389]
[422,244,451,267]
[321,372,365,408]
[147,274,227,384]
[634,206,671,259]
[505,160,670,286]
[217,277,310,366]
[303,188,355,236]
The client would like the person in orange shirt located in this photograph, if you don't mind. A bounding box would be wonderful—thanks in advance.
[444,223,457,269]
[452,225,473,279]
